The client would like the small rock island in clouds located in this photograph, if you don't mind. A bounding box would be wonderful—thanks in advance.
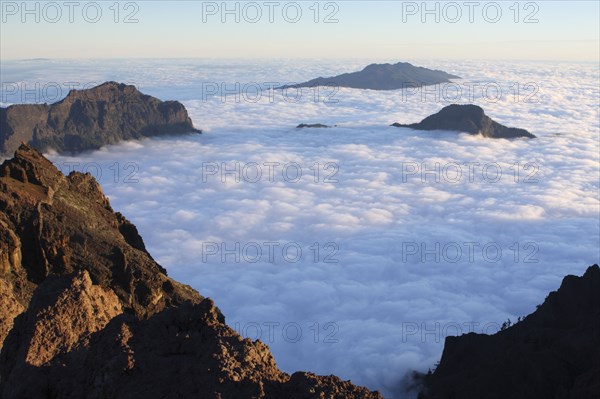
[296,123,332,128]
[393,104,536,139]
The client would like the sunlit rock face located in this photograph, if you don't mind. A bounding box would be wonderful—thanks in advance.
[0,144,382,399]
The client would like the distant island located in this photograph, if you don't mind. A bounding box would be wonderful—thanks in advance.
[392,104,536,139]
[0,82,200,155]
[280,62,460,91]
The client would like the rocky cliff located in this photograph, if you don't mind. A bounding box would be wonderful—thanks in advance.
[0,82,200,155]
[392,104,536,139]
[0,144,382,399]
[419,264,600,399]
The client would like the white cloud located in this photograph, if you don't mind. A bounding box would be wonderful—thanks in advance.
[9,58,595,398]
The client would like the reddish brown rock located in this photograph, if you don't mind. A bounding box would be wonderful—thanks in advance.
[0,144,382,399]
[0,143,201,321]
[0,278,24,346]
[22,270,122,367]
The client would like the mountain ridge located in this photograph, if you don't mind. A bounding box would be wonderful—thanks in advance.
[419,264,600,399]
[0,144,382,399]
[0,82,200,156]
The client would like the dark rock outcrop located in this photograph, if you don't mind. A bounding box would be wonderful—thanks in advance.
[392,104,535,138]
[0,82,200,155]
[296,123,331,128]
[0,144,382,399]
[281,62,459,91]
[419,264,600,399]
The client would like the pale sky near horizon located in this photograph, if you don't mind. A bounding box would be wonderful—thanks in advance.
[0,1,598,61]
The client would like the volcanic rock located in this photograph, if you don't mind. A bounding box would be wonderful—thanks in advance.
[0,144,382,399]
[419,264,600,399]
[392,104,535,138]
[296,123,331,128]
[0,82,200,155]
[281,62,459,91]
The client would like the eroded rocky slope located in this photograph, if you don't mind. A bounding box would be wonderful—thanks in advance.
[0,144,382,399]
[0,82,200,155]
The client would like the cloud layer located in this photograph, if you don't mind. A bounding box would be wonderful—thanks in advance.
[4,59,598,398]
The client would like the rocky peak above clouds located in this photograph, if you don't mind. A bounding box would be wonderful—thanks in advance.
[0,144,382,399]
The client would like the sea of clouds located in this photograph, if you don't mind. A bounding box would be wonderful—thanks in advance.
[2,58,599,398]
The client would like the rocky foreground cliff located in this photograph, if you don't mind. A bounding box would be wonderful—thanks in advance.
[0,144,382,399]
[419,264,600,399]
[0,82,200,155]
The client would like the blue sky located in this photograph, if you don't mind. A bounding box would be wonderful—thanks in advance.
[1,1,598,61]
